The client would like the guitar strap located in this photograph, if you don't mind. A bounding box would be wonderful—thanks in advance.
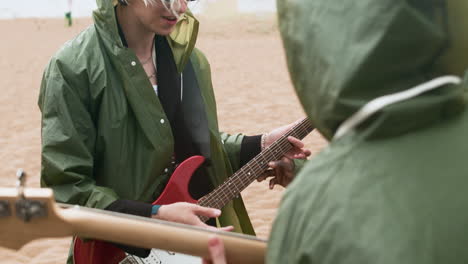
[180,58,212,165]
[155,36,214,202]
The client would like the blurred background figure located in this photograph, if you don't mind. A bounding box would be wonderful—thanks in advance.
[64,0,73,26]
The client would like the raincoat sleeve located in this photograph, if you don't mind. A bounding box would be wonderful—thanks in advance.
[220,132,245,172]
[293,158,306,175]
[220,132,306,173]
[38,58,119,210]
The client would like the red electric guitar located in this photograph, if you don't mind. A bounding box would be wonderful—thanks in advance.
[74,118,314,264]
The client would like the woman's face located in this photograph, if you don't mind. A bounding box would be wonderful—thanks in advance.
[129,0,188,36]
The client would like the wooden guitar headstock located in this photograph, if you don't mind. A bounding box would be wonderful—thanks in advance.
[0,169,71,250]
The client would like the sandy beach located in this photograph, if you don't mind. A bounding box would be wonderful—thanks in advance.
[0,13,327,263]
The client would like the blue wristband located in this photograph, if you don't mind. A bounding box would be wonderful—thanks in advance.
[151,205,161,216]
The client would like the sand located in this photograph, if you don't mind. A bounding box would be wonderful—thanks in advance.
[0,15,327,263]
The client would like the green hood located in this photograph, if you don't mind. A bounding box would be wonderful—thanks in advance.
[268,2,468,264]
[94,0,199,72]
[277,0,468,140]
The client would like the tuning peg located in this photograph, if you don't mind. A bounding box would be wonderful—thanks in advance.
[13,169,47,222]
[16,169,26,199]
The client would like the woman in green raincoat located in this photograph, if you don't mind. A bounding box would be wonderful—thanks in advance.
[39,0,310,261]
[204,1,468,264]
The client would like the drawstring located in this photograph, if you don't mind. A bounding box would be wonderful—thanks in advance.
[333,75,462,140]
[180,73,184,102]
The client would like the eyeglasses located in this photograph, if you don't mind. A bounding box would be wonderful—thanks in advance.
[162,0,197,3]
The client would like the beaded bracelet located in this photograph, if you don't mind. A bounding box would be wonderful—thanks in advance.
[261,133,268,150]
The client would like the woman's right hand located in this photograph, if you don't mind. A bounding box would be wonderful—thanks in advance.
[152,202,233,231]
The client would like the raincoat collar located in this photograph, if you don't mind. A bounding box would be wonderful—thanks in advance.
[93,0,199,73]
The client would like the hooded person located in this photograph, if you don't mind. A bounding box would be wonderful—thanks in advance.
[201,0,468,263]
[266,0,468,263]
[38,0,311,262]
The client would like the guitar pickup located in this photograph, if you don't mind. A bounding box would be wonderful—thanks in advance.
[0,201,11,217]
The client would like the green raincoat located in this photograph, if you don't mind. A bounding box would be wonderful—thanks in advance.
[38,0,255,239]
[269,1,468,263]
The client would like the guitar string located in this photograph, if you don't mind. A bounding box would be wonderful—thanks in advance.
[207,120,313,208]
[203,119,313,208]
[205,119,313,207]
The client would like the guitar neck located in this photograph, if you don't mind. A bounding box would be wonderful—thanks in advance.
[199,118,314,210]
[65,207,265,264]
[0,189,265,264]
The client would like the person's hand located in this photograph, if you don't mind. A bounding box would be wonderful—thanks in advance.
[262,120,312,160]
[258,120,312,189]
[257,156,296,189]
[153,202,234,232]
[202,236,227,264]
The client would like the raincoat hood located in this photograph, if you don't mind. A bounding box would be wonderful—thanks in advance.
[277,0,468,140]
[268,2,468,263]
[94,0,199,72]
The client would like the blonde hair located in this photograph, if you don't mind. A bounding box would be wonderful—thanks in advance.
[117,0,186,16]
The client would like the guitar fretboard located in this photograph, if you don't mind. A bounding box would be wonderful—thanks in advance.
[198,118,314,219]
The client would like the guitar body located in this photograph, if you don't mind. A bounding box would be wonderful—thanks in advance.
[153,155,202,205]
[73,155,205,264]
[73,237,127,264]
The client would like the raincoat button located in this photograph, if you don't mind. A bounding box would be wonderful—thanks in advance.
[160,119,165,124]
[131,61,136,66]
